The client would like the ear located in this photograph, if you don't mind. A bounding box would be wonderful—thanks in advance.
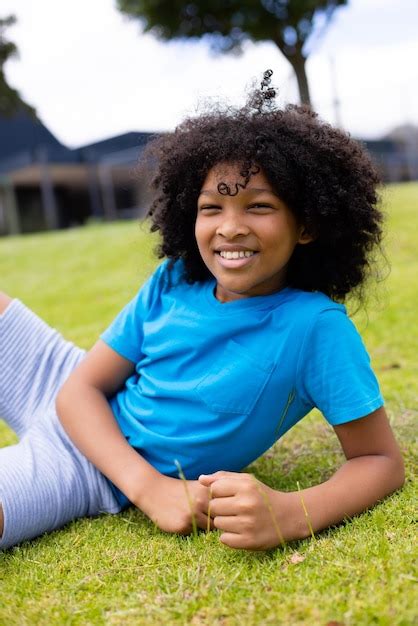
[297,226,315,245]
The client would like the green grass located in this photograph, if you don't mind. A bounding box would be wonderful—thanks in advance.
[0,184,417,625]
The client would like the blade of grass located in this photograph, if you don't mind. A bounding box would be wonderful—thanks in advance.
[252,476,286,550]
[206,485,212,534]
[174,459,198,538]
[296,480,316,541]
[275,388,296,437]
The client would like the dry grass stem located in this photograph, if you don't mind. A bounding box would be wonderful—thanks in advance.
[206,486,212,534]
[252,476,286,547]
[297,480,316,541]
[174,459,198,537]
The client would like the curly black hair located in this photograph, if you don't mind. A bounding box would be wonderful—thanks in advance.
[141,80,383,303]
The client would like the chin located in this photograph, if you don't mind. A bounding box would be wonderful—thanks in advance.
[217,283,255,300]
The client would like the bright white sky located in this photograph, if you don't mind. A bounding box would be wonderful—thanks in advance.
[2,0,418,148]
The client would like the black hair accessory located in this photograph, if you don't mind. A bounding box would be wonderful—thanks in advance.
[216,69,275,196]
[251,69,276,114]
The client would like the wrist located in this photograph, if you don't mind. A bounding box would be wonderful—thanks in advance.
[271,489,309,543]
[112,447,161,506]
[125,465,163,509]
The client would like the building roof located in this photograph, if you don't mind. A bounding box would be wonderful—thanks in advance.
[0,111,66,160]
[0,112,157,176]
[76,131,157,160]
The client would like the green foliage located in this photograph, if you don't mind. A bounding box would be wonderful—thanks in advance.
[0,15,36,117]
[0,184,417,625]
[117,0,348,104]
[117,0,346,54]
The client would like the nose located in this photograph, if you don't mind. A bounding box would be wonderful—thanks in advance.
[216,211,250,239]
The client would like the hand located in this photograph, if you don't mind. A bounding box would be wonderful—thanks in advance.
[199,471,292,550]
[136,473,213,535]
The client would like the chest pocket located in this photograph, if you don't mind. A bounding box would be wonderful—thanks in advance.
[195,339,275,415]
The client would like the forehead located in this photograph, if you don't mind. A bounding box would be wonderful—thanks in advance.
[200,163,274,193]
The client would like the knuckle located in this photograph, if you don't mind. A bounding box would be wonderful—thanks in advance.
[243,479,257,493]
[209,501,217,516]
[209,484,220,498]
[196,494,208,509]
[244,517,256,532]
[240,497,256,513]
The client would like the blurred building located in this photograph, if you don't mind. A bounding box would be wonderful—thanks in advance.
[362,133,418,183]
[0,111,155,236]
[1,113,417,236]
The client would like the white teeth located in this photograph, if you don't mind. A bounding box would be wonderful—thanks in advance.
[219,250,255,259]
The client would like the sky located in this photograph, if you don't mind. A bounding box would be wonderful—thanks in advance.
[2,0,418,148]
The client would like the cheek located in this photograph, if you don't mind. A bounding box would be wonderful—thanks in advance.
[194,220,209,255]
[194,218,202,242]
[267,216,300,247]
[195,216,211,238]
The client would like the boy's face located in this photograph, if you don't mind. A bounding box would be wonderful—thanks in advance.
[195,163,312,303]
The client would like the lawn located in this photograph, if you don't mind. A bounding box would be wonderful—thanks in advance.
[0,183,417,625]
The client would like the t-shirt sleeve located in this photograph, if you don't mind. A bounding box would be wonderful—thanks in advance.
[100,261,167,363]
[297,308,384,426]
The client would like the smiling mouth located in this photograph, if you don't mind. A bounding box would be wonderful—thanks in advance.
[215,250,259,268]
[217,250,256,260]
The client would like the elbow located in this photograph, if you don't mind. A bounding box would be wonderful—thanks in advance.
[386,451,405,493]
[55,381,71,424]
[395,456,405,490]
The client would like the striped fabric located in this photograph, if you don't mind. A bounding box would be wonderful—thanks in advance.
[0,300,120,550]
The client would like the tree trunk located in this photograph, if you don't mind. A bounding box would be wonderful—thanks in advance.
[275,44,311,107]
[292,52,311,106]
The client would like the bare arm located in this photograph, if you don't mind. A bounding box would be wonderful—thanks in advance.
[57,340,211,532]
[200,407,405,549]
[290,407,404,536]
[56,340,160,503]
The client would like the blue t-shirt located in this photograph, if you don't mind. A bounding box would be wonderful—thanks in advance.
[101,259,383,507]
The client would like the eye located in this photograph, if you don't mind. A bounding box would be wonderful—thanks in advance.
[198,205,221,214]
[248,204,275,213]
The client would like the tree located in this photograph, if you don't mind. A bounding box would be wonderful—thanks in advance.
[0,15,36,117]
[117,0,347,106]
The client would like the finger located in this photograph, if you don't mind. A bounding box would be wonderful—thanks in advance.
[209,496,238,517]
[199,471,244,486]
[209,479,243,499]
[198,474,216,486]
[195,512,215,531]
[219,533,253,550]
[213,515,241,533]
